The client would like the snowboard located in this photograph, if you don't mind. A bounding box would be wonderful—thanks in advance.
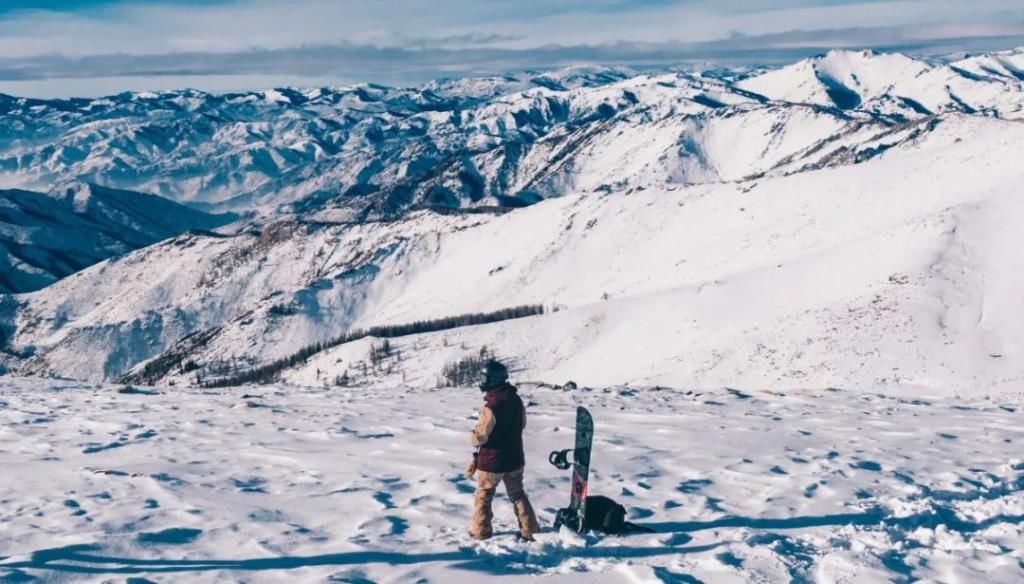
[551,406,594,533]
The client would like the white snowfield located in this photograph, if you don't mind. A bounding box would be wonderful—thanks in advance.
[0,379,1021,583]
[282,115,1024,396]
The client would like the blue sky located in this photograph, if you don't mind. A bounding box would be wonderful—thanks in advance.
[1,0,1023,97]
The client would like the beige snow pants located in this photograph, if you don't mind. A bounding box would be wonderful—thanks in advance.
[470,467,540,540]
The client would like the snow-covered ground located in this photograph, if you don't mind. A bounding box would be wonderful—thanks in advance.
[1,378,1021,582]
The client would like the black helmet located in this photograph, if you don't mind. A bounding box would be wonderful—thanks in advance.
[479,359,509,391]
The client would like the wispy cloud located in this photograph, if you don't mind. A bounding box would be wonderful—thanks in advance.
[0,0,1022,97]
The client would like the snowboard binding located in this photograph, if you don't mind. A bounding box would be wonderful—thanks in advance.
[548,448,574,470]
[552,506,579,531]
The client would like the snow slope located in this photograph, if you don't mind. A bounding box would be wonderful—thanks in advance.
[1,212,483,380]
[277,115,1024,396]
[954,48,1024,83]
[0,183,236,293]
[4,113,1023,395]
[0,379,1021,582]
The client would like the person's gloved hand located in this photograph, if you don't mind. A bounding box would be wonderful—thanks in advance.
[465,452,478,478]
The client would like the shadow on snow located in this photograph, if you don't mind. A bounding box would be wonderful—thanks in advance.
[6,505,1023,577]
[1,542,721,576]
[644,506,1024,536]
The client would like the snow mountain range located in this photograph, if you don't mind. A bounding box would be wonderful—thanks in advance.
[1,48,1023,393]
[2,49,1022,220]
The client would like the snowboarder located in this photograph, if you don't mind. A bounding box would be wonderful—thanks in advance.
[467,359,540,541]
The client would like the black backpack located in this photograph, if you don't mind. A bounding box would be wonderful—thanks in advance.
[583,496,626,533]
[583,496,653,534]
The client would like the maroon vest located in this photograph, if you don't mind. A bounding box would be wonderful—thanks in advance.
[477,384,526,473]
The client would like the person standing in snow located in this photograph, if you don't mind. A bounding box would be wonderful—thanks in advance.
[467,360,540,541]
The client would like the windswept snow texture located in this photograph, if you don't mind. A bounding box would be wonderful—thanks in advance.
[0,183,236,293]
[0,379,1021,583]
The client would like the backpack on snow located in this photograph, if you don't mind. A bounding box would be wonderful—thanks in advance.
[583,495,655,535]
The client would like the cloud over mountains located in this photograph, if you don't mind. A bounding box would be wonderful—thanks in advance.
[1,0,1023,96]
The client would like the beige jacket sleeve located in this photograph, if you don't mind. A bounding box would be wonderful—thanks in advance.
[471,406,496,447]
